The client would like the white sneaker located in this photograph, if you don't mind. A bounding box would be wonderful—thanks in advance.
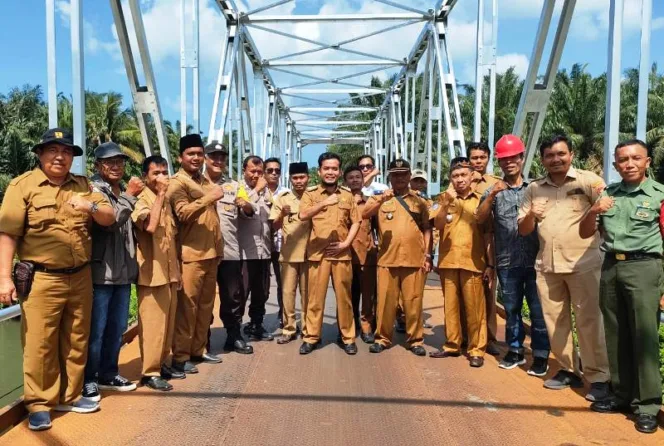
[54,398,100,414]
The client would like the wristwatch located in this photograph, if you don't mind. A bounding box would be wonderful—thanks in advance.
[89,202,99,214]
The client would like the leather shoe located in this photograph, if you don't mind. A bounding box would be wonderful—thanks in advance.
[369,343,386,353]
[429,350,461,359]
[469,356,484,368]
[141,376,173,391]
[410,345,426,357]
[277,333,297,345]
[344,342,358,355]
[171,360,199,374]
[299,342,320,355]
[635,414,658,434]
[360,332,375,344]
[191,353,223,364]
[161,364,185,380]
[224,338,254,354]
[590,399,629,414]
[247,324,274,342]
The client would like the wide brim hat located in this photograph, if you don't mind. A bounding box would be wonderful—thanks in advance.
[31,128,83,156]
[94,142,129,160]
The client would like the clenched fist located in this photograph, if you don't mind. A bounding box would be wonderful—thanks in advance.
[281,204,292,216]
[155,175,169,194]
[530,198,548,221]
[255,176,268,193]
[590,196,615,215]
[491,180,508,196]
[206,184,225,202]
[67,194,93,213]
[126,176,145,197]
[323,193,339,207]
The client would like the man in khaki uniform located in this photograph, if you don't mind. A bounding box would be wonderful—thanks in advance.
[0,128,114,430]
[468,142,501,355]
[299,152,361,355]
[269,162,311,344]
[204,142,254,354]
[518,135,610,402]
[344,165,378,344]
[363,159,431,356]
[167,134,224,374]
[132,156,182,391]
[430,157,490,368]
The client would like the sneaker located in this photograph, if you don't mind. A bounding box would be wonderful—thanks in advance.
[543,370,583,390]
[54,398,100,414]
[28,411,52,431]
[82,382,101,402]
[585,382,610,402]
[498,351,526,370]
[527,357,549,377]
[98,375,137,392]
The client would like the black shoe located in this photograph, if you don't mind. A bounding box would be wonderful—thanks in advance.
[299,342,319,355]
[344,342,358,355]
[98,375,137,392]
[585,382,610,402]
[498,351,526,370]
[590,399,629,414]
[277,333,297,344]
[469,356,484,368]
[247,324,274,342]
[527,357,549,377]
[224,338,254,354]
[429,350,461,358]
[369,343,386,353]
[171,360,199,374]
[360,332,375,344]
[141,376,173,391]
[395,321,406,333]
[410,345,426,357]
[161,364,185,380]
[635,414,658,434]
[191,353,223,364]
[543,370,583,390]
[82,382,101,402]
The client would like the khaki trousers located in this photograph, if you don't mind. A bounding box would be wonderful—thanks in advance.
[440,268,487,357]
[375,267,424,348]
[173,258,219,362]
[304,260,356,344]
[536,269,610,383]
[280,262,309,337]
[21,266,92,413]
[138,283,178,377]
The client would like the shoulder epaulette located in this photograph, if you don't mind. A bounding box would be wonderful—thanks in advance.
[307,185,318,192]
[9,170,35,186]
[278,189,291,197]
[486,174,502,180]
[340,186,351,192]
[651,181,664,193]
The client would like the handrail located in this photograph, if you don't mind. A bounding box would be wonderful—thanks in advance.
[0,305,20,324]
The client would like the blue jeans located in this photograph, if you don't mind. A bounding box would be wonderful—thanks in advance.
[85,284,131,382]
[497,267,549,358]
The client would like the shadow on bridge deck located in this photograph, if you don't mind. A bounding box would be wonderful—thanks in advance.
[2,280,663,445]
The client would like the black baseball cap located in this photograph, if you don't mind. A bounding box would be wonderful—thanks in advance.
[31,128,84,157]
[94,142,129,160]
[204,140,229,155]
[388,158,411,173]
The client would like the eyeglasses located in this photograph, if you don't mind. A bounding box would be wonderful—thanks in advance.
[266,168,281,174]
[358,164,374,171]
[101,158,126,167]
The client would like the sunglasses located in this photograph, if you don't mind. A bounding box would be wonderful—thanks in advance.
[266,168,281,174]
[358,164,374,171]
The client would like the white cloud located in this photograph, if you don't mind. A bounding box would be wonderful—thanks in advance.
[55,0,119,57]
[496,53,530,78]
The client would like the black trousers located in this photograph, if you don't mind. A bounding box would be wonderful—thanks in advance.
[243,259,271,325]
[271,252,283,322]
[218,260,246,337]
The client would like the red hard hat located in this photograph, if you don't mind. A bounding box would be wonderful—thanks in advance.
[495,134,525,159]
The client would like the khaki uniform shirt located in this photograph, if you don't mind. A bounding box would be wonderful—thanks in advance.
[166,168,223,263]
[438,192,487,273]
[518,167,604,274]
[300,185,361,262]
[238,181,272,260]
[351,196,377,266]
[599,178,664,255]
[370,190,429,268]
[132,187,181,287]
[212,175,241,262]
[269,190,310,263]
[473,173,501,196]
[0,168,110,269]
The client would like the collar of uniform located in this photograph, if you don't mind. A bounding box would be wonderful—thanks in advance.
[502,176,528,190]
[543,166,577,186]
[34,166,76,186]
[458,190,480,200]
[177,167,207,184]
[319,184,342,195]
[91,173,125,193]
[203,170,225,185]
[617,177,655,197]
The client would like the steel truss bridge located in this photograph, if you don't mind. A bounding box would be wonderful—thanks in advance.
[43,0,654,192]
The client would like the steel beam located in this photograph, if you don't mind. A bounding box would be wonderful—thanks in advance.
[110,0,173,173]
[473,0,485,142]
[296,121,371,126]
[290,107,377,113]
[46,0,57,128]
[280,88,387,95]
[637,0,652,141]
[604,0,623,184]
[265,60,404,67]
[514,0,576,179]
[71,0,85,174]
[180,0,200,135]
[241,13,428,23]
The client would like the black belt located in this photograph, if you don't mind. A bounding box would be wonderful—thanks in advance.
[610,252,661,262]
[33,262,89,275]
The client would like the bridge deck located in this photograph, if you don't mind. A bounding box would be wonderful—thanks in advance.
[3,278,663,445]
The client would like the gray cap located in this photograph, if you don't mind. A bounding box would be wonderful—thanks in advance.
[94,142,128,160]
[411,169,428,182]
[204,140,229,155]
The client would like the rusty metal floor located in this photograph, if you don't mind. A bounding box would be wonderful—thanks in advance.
[3,279,663,446]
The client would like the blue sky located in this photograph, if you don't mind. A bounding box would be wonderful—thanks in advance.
[1,0,662,167]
